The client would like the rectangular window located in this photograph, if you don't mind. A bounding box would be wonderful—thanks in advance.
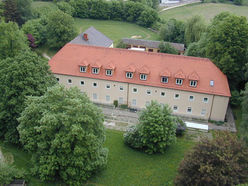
[106,69,112,76]
[80,81,85,86]
[203,97,208,103]
[92,68,99,74]
[106,95,110,102]
[119,97,123,104]
[132,99,136,106]
[201,109,206,116]
[161,77,168,83]
[93,82,97,87]
[161,91,165,97]
[56,78,59,82]
[120,86,124,91]
[187,107,192,113]
[80,66,87,73]
[189,95,194,101]
[126,72,133,79]
[146,90,151,95]
[140,74,147,81]
[173,105,178,112]
[174,93,180,99]
[106,84,110,89]
[93,93,97,100]
[132,88,138,93]
[190,80,197,87]
[68,79,72,84]
[176,79,183,85]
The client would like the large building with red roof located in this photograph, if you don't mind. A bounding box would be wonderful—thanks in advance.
[49,43,231,121]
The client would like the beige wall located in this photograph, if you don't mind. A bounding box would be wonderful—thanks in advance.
[128,44,159,53]
[55,74,229,121]
[210,95,229,121]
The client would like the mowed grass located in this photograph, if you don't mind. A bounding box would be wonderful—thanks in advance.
[31,1,57,10]
[74,18,159,45]
[159,3,248,23]
[0,129,194,186]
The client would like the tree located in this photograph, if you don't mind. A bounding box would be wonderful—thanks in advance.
[22,18,46,46]
[206,12,248,90]
[46,10,77,48]
[185,33,208,57]
[137,8,159,27]
[159,42,178,54]
[116,40,126,48]
[175,132,248,185]
[0,21,28,60]
[240,83,248,145]
[57,1,74,16]
[16,0,32,25]
[0,162,24,184]
[3,0,19,23]
[124,101,177,154]
[18,85,108,185]
[0,51,55,144]
[184,16,206,46]
[159,19,185,43]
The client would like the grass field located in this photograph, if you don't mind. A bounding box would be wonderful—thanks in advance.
[74,18,159,45]
[0,129,194,185]
[159,3,248,23]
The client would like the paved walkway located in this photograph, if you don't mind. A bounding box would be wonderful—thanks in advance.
[159,0,201,12]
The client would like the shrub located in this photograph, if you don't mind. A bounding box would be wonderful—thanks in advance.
[230,90,241,107]
[113,100,118,108]
[175,132,248,185]
[124,101,177,154]
[0,162,24,184]
[57,1,74,16]
[174,117,186,136]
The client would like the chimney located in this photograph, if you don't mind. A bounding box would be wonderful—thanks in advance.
[83,33,88,41]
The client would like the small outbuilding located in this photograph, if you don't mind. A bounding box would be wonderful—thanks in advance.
[70,26,113,48]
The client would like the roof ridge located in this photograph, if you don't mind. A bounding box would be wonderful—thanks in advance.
[67,43,210,62]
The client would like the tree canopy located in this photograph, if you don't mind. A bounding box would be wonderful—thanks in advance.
[206,12,248,90]
[0,51,55,144]
[175,132,248,185]
[18,85,108,185]
[46,10,77,48]
[184,15,206,46]
[0,21,28,60]
[124,101,176,154]
[240,83,248,145]
[159,42,178,54]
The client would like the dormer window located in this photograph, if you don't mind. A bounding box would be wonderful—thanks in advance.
[80,66,87,73]
[126,72,133,79]
[161,76,168,83]
[106,69,112,76]
[140,74,147,80]
[92,67,99,74]
[190,80,197,87]
[176,78,183,85]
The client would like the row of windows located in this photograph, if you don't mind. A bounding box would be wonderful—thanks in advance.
[60,78,209,103]
[91,93,207,116]
[79,66,198,87]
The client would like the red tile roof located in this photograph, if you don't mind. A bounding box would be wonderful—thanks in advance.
[174,70,186,79]
[49,44,231,97]
[189,71,200,81]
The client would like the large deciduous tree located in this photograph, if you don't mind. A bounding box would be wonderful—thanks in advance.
[18,85,108,185]
[0,51,55,144]
[0,21,28,60]
[159,18,185,44]
[175,132,248,185]
[206,12,248,90]
[184,15,206,46]
[3,0,19,23]
[124,101,176,154]
[46,10,77,48]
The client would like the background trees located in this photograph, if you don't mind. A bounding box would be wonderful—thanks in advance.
[158,42,178,54]
[0,21,28,60]
[0,51,55,144]
[175,132,248,185]
[124,101,177,154]
[18,85,108,185]
[159,19,185,44]
[46,10,77,48]
[240,83,248,145]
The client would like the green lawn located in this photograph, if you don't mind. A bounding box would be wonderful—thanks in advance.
[159,3,248,23]
[74,18,159,45]
[0,129,194,185]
